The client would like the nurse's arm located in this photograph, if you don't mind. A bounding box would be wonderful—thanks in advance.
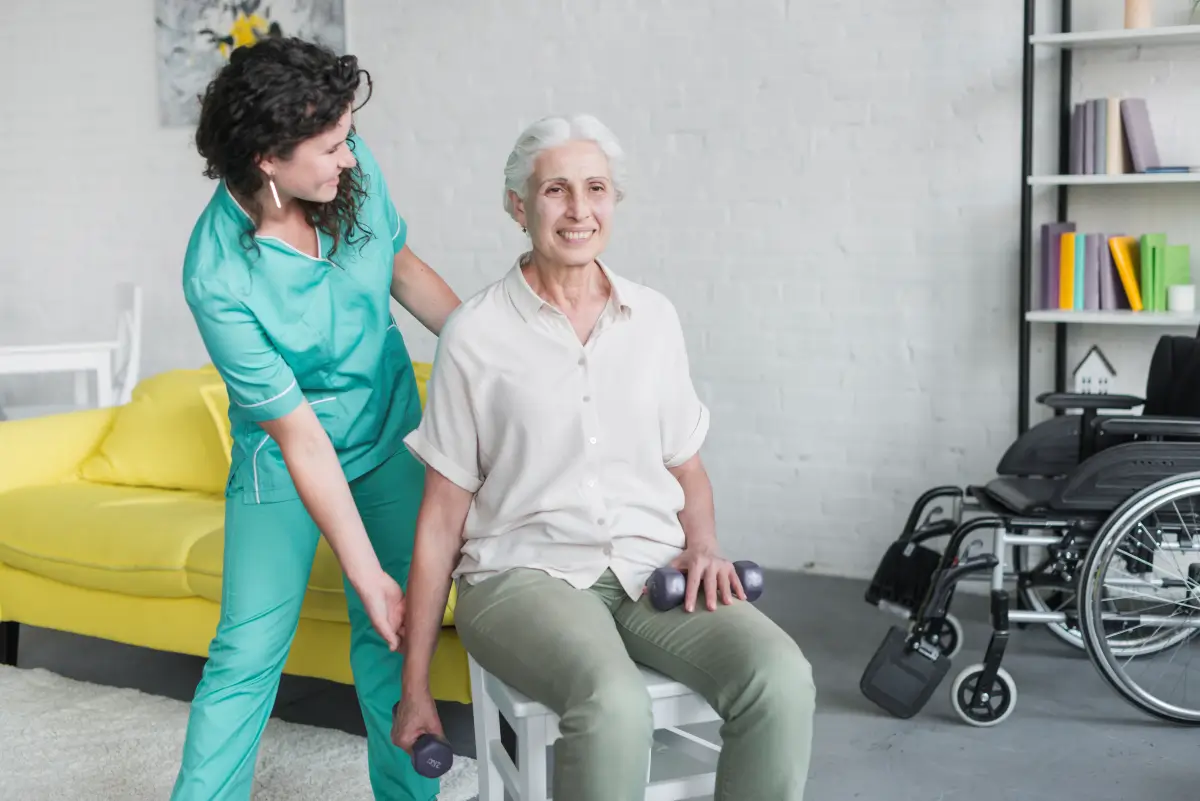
[390,245,460,336]
[258,402,386,590]
[400,467,473,695]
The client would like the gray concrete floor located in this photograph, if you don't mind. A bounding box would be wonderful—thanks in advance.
[12,570,1198,800]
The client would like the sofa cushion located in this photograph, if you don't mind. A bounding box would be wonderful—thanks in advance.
[186,529,458,626]
[199,382,233,466]
[412,361,431,408]
[79,367,229,495]
[0,482,223,597]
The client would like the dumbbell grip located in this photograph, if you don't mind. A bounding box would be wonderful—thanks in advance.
[392,702,454,778]
[647,561,764,611]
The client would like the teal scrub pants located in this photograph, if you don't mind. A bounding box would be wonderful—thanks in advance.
[170,449,437,801]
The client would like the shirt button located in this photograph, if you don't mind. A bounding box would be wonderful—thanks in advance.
[587,479,596,487]
[589,437,597,444]
[583,395,591,402]
[597,518,606,525]
[578,357,586,366]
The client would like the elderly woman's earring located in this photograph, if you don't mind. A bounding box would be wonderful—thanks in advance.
[269,177,282,209]
[521,226,527,235]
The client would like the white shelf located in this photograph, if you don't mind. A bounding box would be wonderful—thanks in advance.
[1026,310,1200,326]
[1030,24,1200,49]
[1028,172,1200,186]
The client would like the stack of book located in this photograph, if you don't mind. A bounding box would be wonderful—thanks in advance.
[1069,96,1172,174]
[1038,223,1191,311]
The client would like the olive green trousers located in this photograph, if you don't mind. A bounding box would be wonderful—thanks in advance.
[455,567,816,800]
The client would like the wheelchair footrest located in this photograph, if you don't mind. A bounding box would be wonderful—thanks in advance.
[860,625,952,719]
[864,540,944,611]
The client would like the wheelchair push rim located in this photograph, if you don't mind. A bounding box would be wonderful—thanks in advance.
[1079,472,1200,725]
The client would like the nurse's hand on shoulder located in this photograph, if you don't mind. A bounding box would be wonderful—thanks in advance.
[359,568,407,652]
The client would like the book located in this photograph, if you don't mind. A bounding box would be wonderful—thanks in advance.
[1059,231,1076,310]
[1106,97,1128,174]
[1082,101,1094,175]
[1099,236,1121,310]
[1140,233,1166,310]
[1084,232,1101,311]
[1069,103,1084,175]
[1092,99,1106,176]
[1109,236,1144,311]
[1074,232,1086,310]
[1120,98,1160,173]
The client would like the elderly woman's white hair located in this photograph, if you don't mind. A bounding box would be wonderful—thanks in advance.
[502,114,627,219]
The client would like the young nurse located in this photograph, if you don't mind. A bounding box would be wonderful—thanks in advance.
[170,37,460,801]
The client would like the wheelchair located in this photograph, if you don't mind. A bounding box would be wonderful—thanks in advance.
[860,333,1200,727]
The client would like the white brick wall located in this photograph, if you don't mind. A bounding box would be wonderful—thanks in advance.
[2,0,1200,578]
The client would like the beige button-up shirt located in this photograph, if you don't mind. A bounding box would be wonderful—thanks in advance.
[403,257,710,601]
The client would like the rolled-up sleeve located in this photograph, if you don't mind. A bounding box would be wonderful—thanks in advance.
[187,283,302,423]
[404,336,483,492]
[659,302,709,468]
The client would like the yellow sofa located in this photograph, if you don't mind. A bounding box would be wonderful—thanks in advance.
[0,364,471,704]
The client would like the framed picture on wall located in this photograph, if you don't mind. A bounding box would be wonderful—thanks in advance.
[154,0,346,127]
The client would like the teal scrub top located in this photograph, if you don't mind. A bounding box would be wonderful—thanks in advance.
[182,133,423,505]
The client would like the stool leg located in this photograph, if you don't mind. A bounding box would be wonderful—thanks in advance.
[516,718,548,801]
[469,662,506,801]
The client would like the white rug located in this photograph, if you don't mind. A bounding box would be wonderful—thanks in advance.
[0,665,478,800]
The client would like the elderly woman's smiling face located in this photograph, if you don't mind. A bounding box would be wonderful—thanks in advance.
[514,139,615,268]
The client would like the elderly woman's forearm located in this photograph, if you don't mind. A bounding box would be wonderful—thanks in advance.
[670,454,719,552]
[401,470,473,692]
[399,550,457,692]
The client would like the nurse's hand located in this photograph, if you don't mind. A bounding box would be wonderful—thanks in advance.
[358,569,407,651]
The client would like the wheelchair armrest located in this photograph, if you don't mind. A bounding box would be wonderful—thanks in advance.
[1095,416,1200,439]
[1035,391,1144,412]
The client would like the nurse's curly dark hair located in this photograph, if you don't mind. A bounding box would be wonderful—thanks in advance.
[194,36,375,260]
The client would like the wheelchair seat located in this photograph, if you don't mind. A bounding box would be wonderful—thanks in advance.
[976,431,1200,519]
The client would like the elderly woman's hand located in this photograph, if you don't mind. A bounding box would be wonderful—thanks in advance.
[668,548,748,613]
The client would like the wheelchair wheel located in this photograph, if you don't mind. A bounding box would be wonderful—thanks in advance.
[1078,473,1200,724]
[949,663,1017,727]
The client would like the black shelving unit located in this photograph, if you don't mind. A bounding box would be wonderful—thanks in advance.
[1016,1,1200,435]
[1018,0,1073,436]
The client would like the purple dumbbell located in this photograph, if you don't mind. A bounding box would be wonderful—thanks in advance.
[412,733,453,778]
[646,560,765,611]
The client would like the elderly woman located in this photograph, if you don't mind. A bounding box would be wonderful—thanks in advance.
[392,114,816,800]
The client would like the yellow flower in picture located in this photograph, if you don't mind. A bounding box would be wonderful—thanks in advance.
[198,1,284,60]
[221,12,270,57]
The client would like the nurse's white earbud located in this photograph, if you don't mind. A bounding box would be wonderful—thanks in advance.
[268,177,282,210]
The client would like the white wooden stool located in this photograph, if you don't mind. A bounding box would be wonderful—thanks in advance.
[468,654,722,801]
